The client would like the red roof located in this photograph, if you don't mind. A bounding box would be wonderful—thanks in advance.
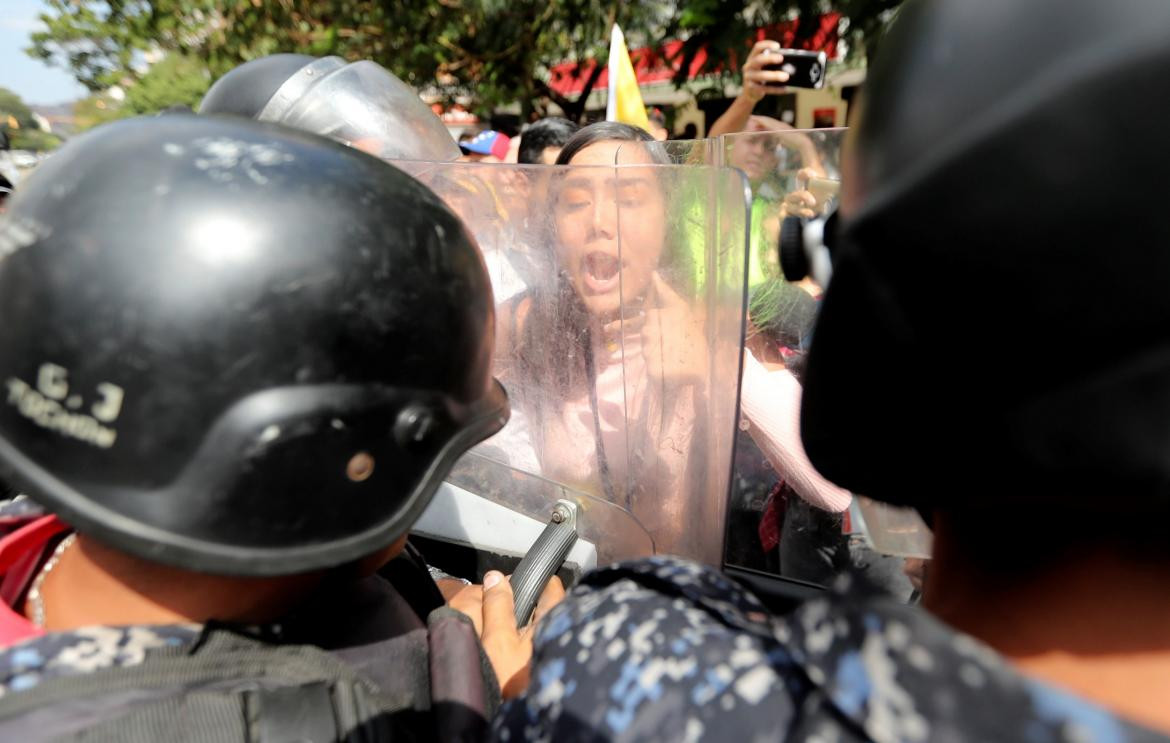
[547,14,841,97]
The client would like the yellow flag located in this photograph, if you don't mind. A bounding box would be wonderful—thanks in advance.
[605,24,651,133]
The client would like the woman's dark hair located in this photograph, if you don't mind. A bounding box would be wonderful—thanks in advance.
[749,278,817,347]
[517,117,579,164]
[554,121,655,166]
[517,122,674,404]
[747,279,819,381]
[516,125,649,403]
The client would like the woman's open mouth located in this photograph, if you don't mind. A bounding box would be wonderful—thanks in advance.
[581,251,622,294]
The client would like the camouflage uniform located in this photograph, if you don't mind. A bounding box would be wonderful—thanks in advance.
[0,625,198,697]
[0,498,197,697]
[495,556,1170,743]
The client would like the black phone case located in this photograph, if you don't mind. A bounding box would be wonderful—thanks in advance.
[763,50,827,89]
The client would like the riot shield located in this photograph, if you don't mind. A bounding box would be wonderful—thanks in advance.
[711,128,929,600]
[633,139,719,166]
[398,158,749,566]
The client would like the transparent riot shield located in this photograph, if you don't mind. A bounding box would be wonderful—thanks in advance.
[635,139,719,166]
[711,128,929,602]
[397,158,749,566]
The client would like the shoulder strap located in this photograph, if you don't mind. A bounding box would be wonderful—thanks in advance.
[0,627,427,742]
[427,606,500,741]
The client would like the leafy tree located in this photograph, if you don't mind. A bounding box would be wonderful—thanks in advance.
[0,88,60,151]
[27,1,672,121]
[0,88,37,130]
[671,0,903,83]
[27,1,899,122]
[64,54,210,132]
[72,93,128,131]
[27,0,171,92]
[10,129,62,152]
[122,53,212,115]
[397,1,673,120]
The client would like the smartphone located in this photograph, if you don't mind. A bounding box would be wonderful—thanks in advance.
[763,49,828,90]
[807,177,840,205]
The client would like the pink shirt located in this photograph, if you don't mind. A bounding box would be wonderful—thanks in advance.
[534,331,696,553]
[740,352,852,513]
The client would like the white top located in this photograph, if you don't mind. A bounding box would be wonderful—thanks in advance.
[740,351,852,513]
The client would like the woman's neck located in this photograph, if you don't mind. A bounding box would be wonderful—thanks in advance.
[30,535,323,632]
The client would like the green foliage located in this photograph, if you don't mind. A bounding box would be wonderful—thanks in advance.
[26,1,674,120]
[10,129,62,152]
[27,1,899,120]
[67,53,210,133]
[0,88,59,151]
[0,88,36,129]
[123,54,212,115]
[73,93,130,131]
[28,0,168,91]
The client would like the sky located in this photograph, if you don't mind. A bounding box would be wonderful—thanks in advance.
[0,0,90,105]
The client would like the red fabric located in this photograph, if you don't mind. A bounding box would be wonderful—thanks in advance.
[757,482,787,553]
[0,515,69,646]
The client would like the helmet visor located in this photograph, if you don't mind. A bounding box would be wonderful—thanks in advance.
[271,60,460,163]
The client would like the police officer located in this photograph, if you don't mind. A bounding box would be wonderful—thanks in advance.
[490,0,1170,739]
[0,113,541,740]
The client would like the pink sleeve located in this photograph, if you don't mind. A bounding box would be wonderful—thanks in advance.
[740,352,853,513]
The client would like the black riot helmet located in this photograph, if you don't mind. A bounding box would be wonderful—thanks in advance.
[801,0,1170,511]
[0,115,506,575]
[200,54,460,162]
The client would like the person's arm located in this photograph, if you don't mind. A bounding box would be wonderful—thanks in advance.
[708,95,758,141]
[740,351,852,513]
[707,40,790,139]
[448,570,564,699]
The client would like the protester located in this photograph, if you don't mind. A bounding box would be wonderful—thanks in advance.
[646,107,669,141]
[516,117,579,165]
[488,0,1170,739]
[503,133,522,163]
[741,281,913,597]
[708,39,791,140]
[491,122,709,555]
[0,114,561,739]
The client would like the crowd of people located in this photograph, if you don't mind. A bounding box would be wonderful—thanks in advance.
[0,0,1168,740]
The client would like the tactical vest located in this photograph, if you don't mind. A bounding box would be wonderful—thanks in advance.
[0,543,499,742]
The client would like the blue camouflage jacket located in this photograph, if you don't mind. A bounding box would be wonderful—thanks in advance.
[495,556,1169,743]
